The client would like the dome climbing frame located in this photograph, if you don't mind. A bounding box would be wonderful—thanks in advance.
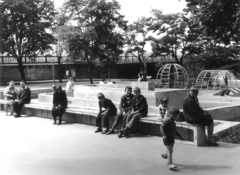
[156,64,189,89]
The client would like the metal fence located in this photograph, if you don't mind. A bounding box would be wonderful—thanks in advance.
[0,55,175,64]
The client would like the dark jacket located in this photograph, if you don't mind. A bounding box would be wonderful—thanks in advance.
[18,87,31,103]
[132,94,148,113]
[119,94,134,113]
[99,98,117,113]
[53,91,67,108]
[183,94,205,123]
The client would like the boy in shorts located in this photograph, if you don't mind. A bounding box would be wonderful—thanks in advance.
[160,106,184,170]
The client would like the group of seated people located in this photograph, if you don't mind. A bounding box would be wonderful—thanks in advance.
[3,80,218,146]
[94,86,148,138]
[92,85,218,146]
[3,81,31,117]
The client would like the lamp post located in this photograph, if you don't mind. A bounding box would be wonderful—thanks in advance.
[52,57,56,92]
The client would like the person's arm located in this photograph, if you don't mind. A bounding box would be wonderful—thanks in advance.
[3,87,10,98]
[185,100,205,118]
[158,105,164,119]
[160,121,167,141]
[136,97,147,113]
[119,97,125,113]
[19,88,31,103]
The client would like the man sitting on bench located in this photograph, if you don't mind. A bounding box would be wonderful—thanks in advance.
[183,86,218,146]
[13,81,31,117]
[106,86,134,137]
[95,93,117,134]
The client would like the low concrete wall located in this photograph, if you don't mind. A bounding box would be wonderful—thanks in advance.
[0,88,53,100]
[74,84,188,107]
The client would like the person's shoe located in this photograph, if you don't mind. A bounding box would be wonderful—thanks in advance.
[102,129,110,134]
[120,127,128,132]
[53,122,57,125]
[9,113,13,116]
[14,114,20,118]
[161,153,167,159]
[5,113,8,116]
[106,129,114,135]
[118,132,123,138]
[124,131,130,138]
[207,141,219,146]
[169,164,177,170]
[94,128,103,133]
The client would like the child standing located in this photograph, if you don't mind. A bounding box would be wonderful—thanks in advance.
[160,106,184,170]
[158,97,169,121]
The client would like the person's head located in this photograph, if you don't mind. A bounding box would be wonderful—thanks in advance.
[133,87,141,97]
[160,97,168,108]
[125,86,132,95]
[56,86,63,93]
[52,84,56,92]
[97,93,105,102]
[189,86,199,98]
[112,81,116,84]
[101,79,105,82]
[9,81,15,88]
[20,81,26,89]
[168,106,180,120]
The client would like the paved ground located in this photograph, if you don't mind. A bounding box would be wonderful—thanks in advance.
[0,111,240,175]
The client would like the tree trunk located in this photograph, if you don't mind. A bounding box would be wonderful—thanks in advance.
[107,64,111,81]
[143,62,147,81]
[57,56,62,83]
[17,56,26,82]
[86,51,93,84]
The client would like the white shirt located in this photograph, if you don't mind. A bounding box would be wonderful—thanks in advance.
[66,81,74,91]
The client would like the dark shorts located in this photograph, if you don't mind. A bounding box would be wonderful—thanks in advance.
[187,112,213,126]
[163,137,175,146]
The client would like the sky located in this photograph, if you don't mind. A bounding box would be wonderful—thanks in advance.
[54,0,187,23]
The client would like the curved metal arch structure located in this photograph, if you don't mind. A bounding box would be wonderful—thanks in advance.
[156,64,189,89]
[195,70,239,91]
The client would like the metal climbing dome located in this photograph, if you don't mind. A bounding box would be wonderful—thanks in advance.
[156,64,189,89]
[195,70,239,91]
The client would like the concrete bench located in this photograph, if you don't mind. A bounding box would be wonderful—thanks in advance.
[139,116,207,146]
[0,100,207,146]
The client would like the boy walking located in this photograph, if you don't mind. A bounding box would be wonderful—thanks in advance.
[160,106,184,170]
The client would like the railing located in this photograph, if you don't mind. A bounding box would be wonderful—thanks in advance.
[0,55,175,64]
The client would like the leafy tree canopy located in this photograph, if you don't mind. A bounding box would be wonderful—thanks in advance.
[184,0,240,45]
[0,0,56,57]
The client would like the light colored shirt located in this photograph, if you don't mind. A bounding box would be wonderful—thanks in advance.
[66,81,74,91]
[158,104,170,120]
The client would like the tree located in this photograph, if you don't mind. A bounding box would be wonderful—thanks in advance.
[58,0,127,84]
[124,16,155,81]
[183,0,240,69]
[185,0,240,45]
[150,11,199,65]
[0,0,56,82]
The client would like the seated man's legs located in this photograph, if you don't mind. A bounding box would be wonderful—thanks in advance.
[110,113,123,131]
[95,110,105,132]
[121,112,147,137]
[126,112,147,130]
[13,101,26,117]
[102,111,117,133]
